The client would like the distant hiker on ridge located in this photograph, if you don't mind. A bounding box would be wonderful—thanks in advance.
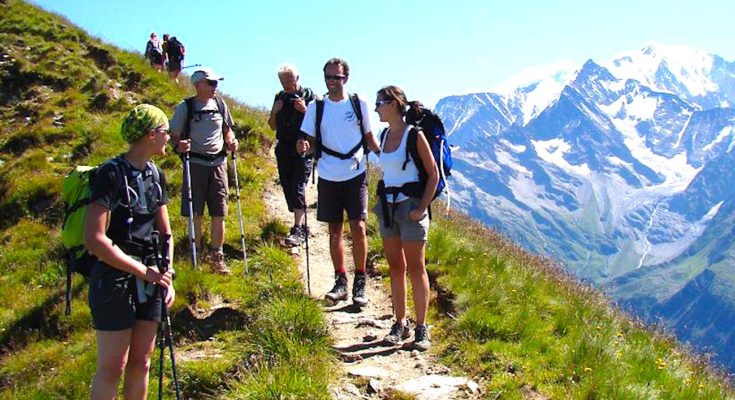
[170,67,238,274]
[297,58,380,307]
[84,104,175,399]
[374,85,438,351]
[268,63,317,247]
[144,32,164,72]
[165,35,185,82]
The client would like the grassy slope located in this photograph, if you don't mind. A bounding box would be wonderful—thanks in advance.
[417,207,733,399]
[0,1,334,398]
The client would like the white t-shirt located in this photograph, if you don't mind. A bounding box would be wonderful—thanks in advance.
[300,94,372,182]
[379,125,421,203]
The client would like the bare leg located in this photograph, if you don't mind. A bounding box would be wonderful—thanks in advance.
[193,214,204,249]
[404,241,430,325]
[122,320,158,400]
[91,329,131,400]
[328,222,345,273]
[211,216,225,249]
[348,219,367,273]
[383,237,407,323]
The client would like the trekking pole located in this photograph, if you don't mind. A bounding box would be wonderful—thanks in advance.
[301,136,311,296]
[152,231,182,400]
[181,63,202,70]
[182,152,198,268]
[231,152,248,274]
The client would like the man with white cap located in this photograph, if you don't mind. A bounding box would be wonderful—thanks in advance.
[170,67,238,274]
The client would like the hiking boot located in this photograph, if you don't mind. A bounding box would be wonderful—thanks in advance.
[325,272,348,302]
[285,225,303,247]
[210,251,231,275]
[414,324,431,351]
[352,272,368,306]
[383,321,410,345]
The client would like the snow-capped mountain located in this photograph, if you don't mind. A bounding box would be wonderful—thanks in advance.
[436,43,735,370]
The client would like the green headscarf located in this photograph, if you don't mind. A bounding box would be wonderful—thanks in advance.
[120,104,168,143]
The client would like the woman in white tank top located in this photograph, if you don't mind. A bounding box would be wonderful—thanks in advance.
[374,85,438,350]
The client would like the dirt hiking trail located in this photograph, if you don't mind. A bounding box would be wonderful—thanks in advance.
[264,158,480,400]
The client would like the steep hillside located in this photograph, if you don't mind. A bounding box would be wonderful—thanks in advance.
[0,1,334,398]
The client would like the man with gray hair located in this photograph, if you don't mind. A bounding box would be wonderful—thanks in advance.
[268,64,317,246]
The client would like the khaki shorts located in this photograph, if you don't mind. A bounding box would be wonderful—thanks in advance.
[181,162,228,217]
[374,197,429,242]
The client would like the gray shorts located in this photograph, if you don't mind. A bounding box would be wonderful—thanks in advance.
[181,162,228,217]
[374,197,429,242]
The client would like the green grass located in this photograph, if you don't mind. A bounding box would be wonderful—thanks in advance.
[0,1,334,398]
[416,209,734,399]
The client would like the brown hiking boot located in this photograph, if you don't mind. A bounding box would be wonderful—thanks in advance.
[210,251,231,275]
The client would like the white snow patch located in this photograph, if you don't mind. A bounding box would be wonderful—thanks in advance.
[531,138,592,177]
[609,113,700,187]
[500,139,526,153]
[704,201,724,220]
[496,149,529,174]
[702,126,733,153]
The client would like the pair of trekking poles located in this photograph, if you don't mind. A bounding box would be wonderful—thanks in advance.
[181,149,248,273]
[151,231,182,400]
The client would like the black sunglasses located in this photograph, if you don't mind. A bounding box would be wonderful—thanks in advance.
[324,74,346,81]
[206,79,219,87]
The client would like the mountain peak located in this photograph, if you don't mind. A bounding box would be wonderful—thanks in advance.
[607,42,717,98]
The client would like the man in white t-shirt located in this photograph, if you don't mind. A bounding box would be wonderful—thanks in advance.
[297,58,380,307]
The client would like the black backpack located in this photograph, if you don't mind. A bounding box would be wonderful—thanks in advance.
[167,38,184,62]
[405,101,452,195]
[313,93,367,161]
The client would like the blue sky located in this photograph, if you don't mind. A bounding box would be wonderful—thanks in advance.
[31,0,735,111]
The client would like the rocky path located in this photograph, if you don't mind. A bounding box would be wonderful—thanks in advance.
[264,163,480,399]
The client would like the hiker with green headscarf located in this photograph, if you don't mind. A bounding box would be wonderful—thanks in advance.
[84,104,175,400]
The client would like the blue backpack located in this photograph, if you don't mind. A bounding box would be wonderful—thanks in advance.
[405,101,452,200]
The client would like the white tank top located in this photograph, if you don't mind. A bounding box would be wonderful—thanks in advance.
[379,125,420,203]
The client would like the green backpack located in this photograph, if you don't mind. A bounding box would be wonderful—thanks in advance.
[60,157,159,315]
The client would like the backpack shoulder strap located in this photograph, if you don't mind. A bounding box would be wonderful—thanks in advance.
[182,96,195,140]
[349,93,366,136]
[404,126,420,171]
[349,93,368,154]
[214,96,229,132]
[379,128,389,151]
[315,99,324,159]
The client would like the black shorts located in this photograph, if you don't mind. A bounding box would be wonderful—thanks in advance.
[88,261,162,331]
[167,60,182,72]
[275,142,313,212]
[317,172,367,223]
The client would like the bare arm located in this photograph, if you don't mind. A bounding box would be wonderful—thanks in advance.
[84,202,171,287]
[364,131,381,154]
[268,99,283,131]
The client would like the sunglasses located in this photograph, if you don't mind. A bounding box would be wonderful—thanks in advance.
[206,79,219,87]
[375,99,392,108]
[324,74,346,81]
[153,128,170,135]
